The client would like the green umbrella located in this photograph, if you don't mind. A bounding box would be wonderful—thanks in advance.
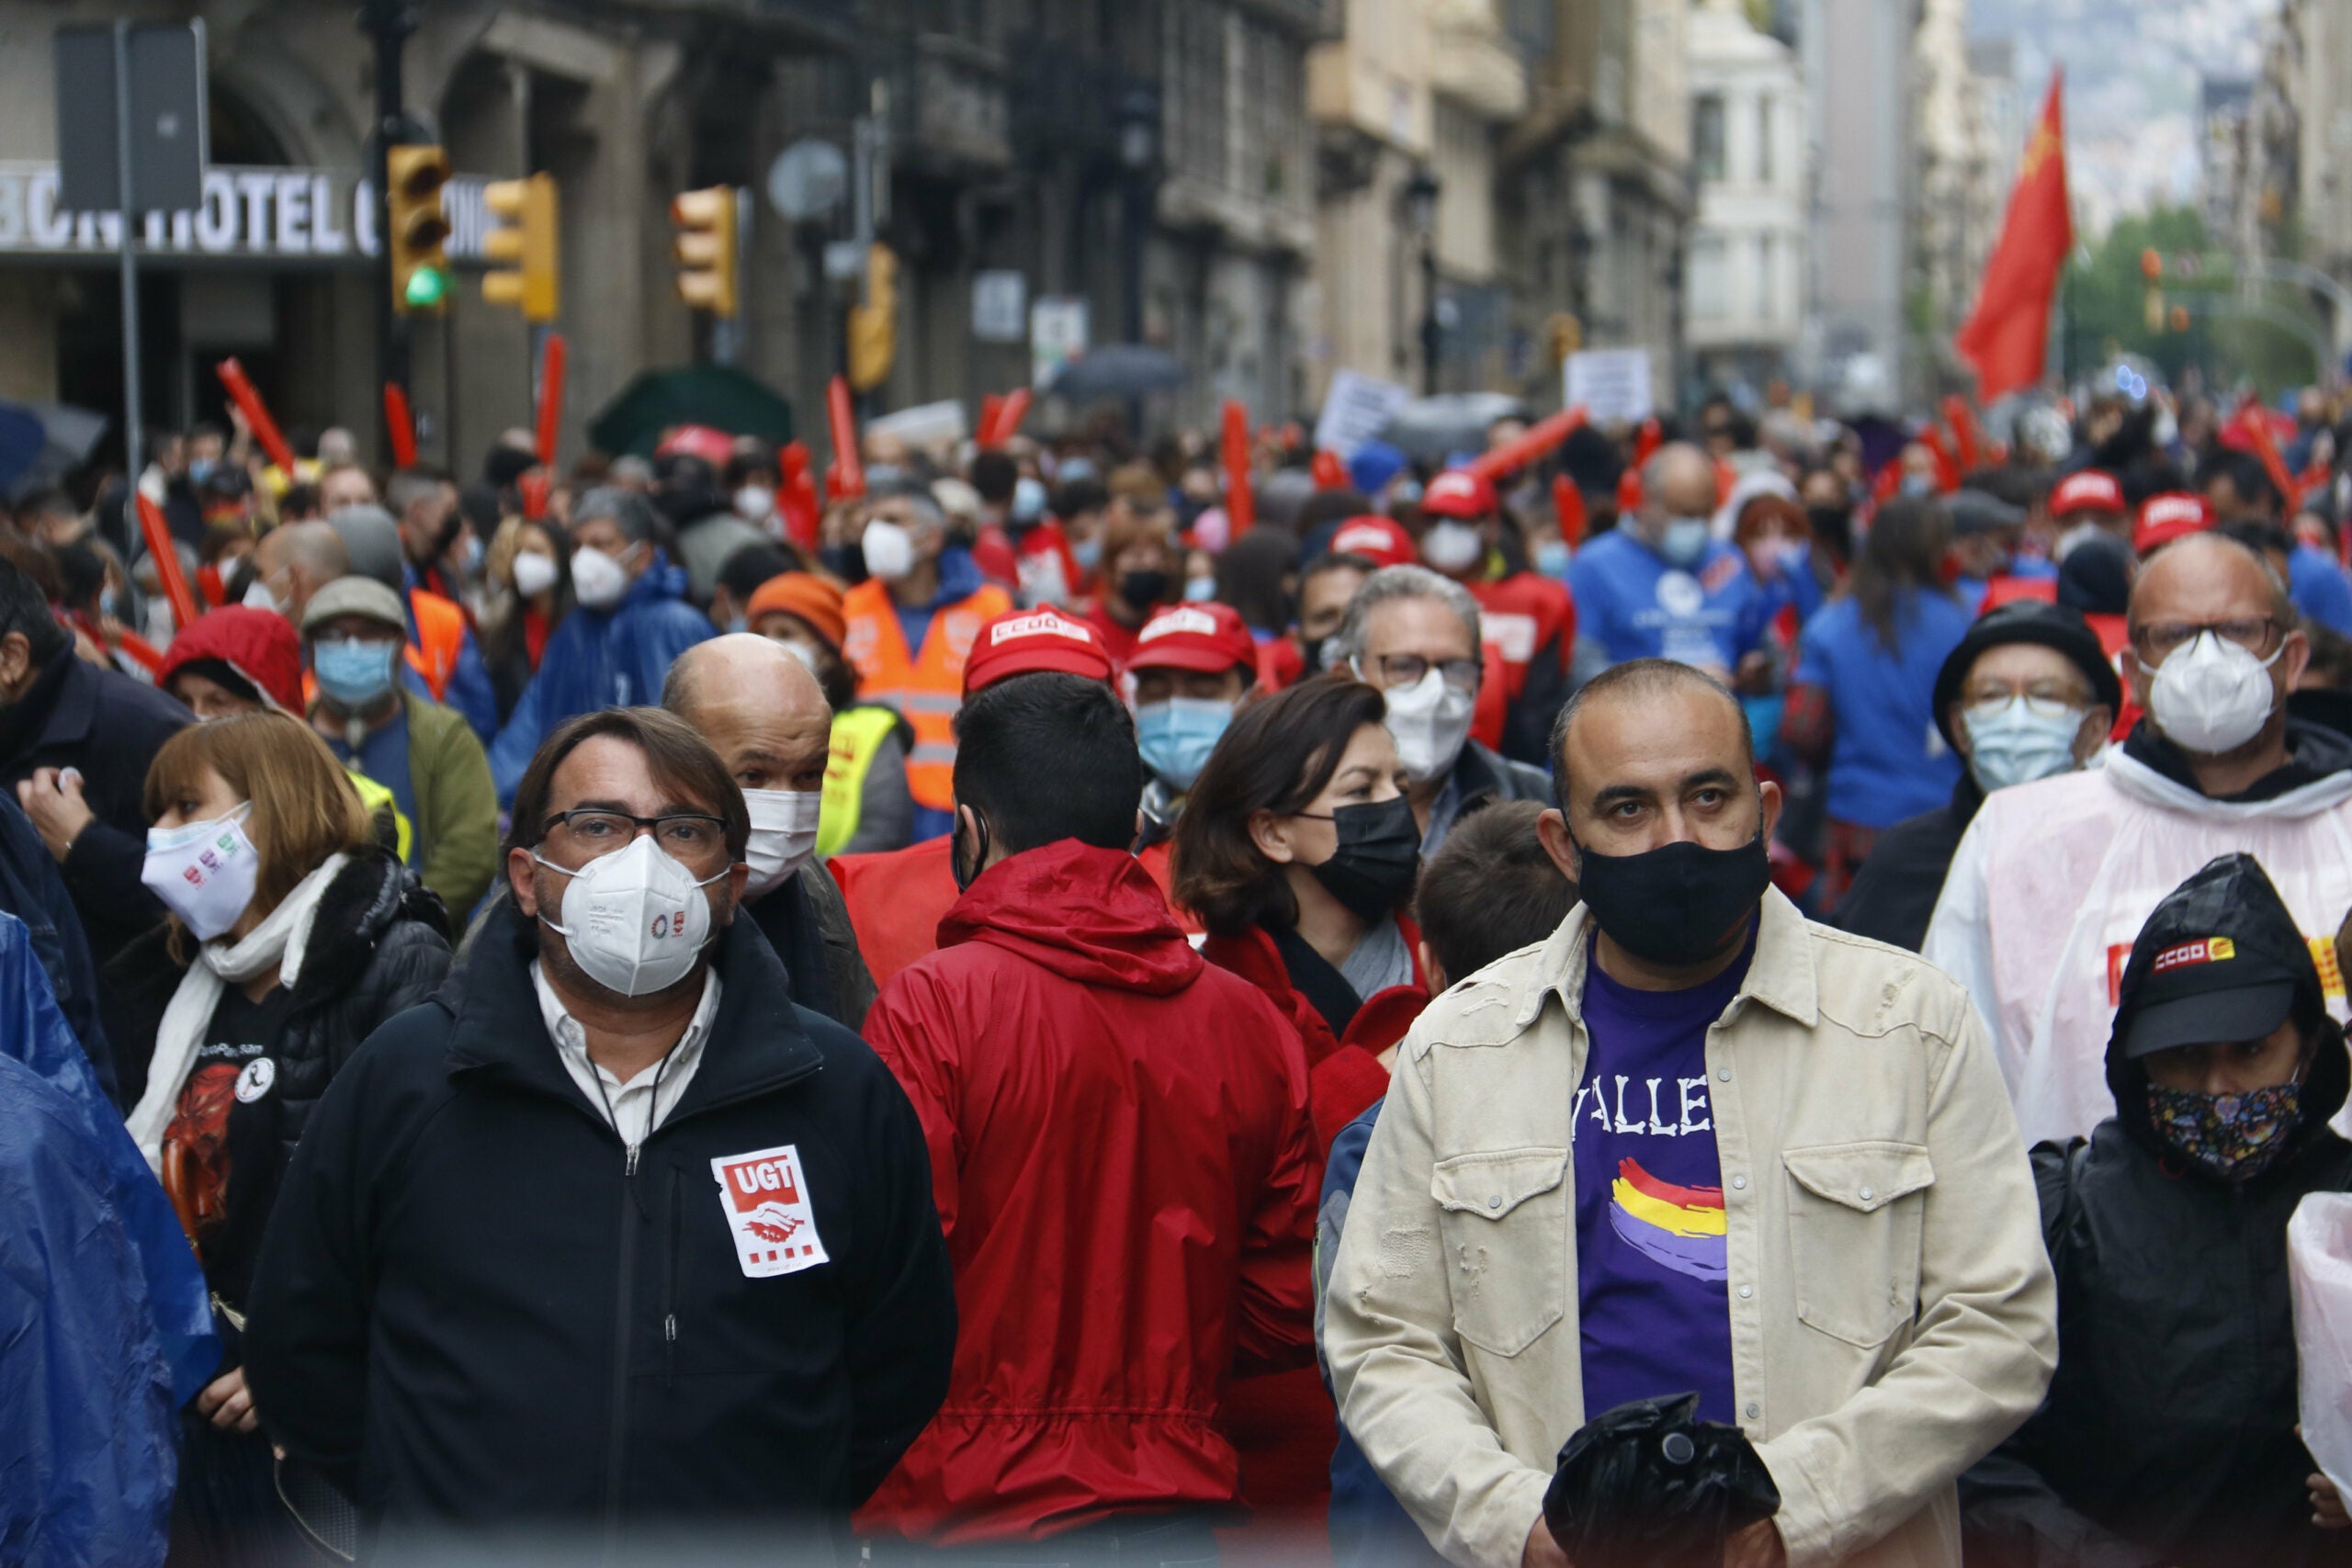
[587,364,795,457]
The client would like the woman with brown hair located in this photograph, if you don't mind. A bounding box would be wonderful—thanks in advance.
[100,709,451,1562]
[1081,505,1182,665]
[1171,674,1429,1095]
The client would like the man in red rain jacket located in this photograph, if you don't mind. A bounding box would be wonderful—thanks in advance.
[858,671,1318,1559]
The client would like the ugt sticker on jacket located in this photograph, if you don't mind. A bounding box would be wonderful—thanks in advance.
[711,1144,830,1278]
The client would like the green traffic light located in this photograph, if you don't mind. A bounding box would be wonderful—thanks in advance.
[403,265,450,309]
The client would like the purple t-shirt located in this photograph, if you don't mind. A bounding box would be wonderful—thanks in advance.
[1571,927,1752,1425]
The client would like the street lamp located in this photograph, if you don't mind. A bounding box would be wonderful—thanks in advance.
[1405,164,1442,393]
[1117,85,1159,439]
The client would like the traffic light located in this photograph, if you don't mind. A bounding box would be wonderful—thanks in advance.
[1544,311,1582,366]
[672,186,739,319]
[848,243,897,393]
[481,174,560,321]
[2139,247,2165,335]
[387,145,452,314]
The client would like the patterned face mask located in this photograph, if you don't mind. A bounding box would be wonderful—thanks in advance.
[2146,1079,2301,1182]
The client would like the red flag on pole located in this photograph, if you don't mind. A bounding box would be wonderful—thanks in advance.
[535,333,567,469]
[1955,70,2071,404]
[1220,400,1255,536]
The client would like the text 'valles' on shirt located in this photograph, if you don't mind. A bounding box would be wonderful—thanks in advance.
[1572,923,1754,1426]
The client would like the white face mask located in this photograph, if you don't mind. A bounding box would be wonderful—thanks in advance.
[1365,663,1476,784]
[2147,630,2285,756]
[1659,515,1712,566]
[735,486,775,522]
[571,544,632,610]
[1421,521,1484,574]
[512,550,559,599]
[741,788,823,898]
[141,804,259,942]
[862,519,916,582]
[533,833,729,998]
[242,576,286,616]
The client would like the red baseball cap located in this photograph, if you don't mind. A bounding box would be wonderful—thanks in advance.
[2050,469,2126,518]
[1129,602,1258,675]
[963,606,1115,694]
[1420,468,1499,521]
[2133,492,2215,557]
[1327,514,1417,569]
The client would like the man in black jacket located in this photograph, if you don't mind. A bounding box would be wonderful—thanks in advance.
[0,558,189,970]
[1835,601,2117,952]
[662,635,877,1029]
[245,705,953,1557]
[1962,853,2352,1568]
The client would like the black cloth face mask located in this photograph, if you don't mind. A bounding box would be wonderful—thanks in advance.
[1300,795,1421,924]
[952,810,993,895]
[1118,570,1170,608]
[1573,830,1770,968]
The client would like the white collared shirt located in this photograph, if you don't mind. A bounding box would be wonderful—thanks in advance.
[531,960,722,1148]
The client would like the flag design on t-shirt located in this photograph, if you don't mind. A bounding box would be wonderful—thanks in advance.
[1608,1157,1727,1282]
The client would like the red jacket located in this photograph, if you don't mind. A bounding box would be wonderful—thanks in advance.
[830,838,1198,991]
[858,842,1319,1544]
[1199,922,1429,1156]
[154,604,304,714]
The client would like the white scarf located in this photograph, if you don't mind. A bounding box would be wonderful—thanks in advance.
[128,852,350,1177]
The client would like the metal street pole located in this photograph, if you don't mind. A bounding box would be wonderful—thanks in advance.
[361,0,416,421]
[111,22,142,490]
[1419,236,1442,396]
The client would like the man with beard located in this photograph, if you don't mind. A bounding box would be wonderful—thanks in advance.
[246,706,953,1554]
[1326,659,2056,1568]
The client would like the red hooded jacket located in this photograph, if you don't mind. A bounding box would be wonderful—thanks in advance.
[153,605,304,714]
[857,842,1318,1544]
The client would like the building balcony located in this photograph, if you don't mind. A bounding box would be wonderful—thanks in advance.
[884,32,1012,174]
[1427,0,1527,122]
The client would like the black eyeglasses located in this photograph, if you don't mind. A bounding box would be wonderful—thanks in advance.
[539,809,729,863]
[2128,616,2285,664]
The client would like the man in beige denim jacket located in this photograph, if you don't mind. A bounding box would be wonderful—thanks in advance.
[1324,660,2057,1568]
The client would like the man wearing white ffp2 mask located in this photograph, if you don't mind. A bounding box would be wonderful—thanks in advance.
[1329,564,1554,858]
[1924,533,2352,1150]
[662,634,879,1030]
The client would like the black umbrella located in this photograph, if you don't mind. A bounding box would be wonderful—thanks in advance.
[587,365,795,457]
[1046,344,1186,402]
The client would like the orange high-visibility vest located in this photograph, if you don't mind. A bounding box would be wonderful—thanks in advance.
[404,588,465,703]
[839,577,1012,811]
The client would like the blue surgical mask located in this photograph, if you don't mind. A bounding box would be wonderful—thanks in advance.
[727,614,749,636]
[1135,696,1235,791]
[1962,697,2086,793]
[458,534,485,578]
[1534,538,1572,579]
[1072,537,1102,573]
[187,457,219,485]
[1660,516,1711,566]
[313,637,400,710]
[1182,576,1217,602]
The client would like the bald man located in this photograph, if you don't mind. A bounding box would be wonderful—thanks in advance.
[1328,659,2053,1568]
[1928,532,2352,1145]
[248,520,349,625]
[1567,441,1772,681]
[664,634,876,1029]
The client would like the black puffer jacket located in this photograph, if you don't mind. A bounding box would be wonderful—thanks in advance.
[1961,892,2352,1567]
[101,846,454,1160]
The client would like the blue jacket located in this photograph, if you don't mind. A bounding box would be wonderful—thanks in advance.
[1317,1099,1445,1568]
[1793,589,1973,828]
[1568,529,1771,671]
[489,550,715,804]
[2290,546,2352,637]
[0,794,111,1100]
[0,912,218,1568]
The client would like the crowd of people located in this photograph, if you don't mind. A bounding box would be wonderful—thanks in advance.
[8,380,2352,1568]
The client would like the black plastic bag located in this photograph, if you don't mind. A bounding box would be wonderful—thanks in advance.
[1542,1393,1781,1568]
